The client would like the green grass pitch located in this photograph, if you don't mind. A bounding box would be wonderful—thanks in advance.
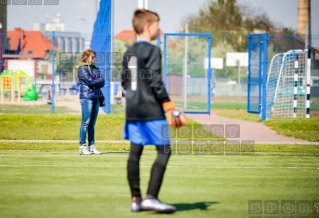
[0,150,318,218]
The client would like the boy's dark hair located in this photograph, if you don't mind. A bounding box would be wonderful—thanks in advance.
[133,9,160,34]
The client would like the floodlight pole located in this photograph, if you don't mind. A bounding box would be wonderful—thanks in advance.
[237,60,241,100]
[79,17,87,40]
[183,23,188,110]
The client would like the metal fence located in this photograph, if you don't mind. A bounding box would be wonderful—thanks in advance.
[163,33,212,114]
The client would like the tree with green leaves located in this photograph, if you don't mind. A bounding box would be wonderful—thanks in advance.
[182,0,281,52]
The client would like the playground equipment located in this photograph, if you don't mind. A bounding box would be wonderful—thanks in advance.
[23,84,38,101]
[0,70,30,93]
[0,69,34,103]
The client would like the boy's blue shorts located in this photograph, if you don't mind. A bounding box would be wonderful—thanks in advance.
[123,119,170,146]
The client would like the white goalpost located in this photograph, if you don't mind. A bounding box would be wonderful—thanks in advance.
[266,53,284,118]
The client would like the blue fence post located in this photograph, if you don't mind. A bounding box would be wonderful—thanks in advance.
[107,0,113,114]
[51,31,55,114]
[258,35,263,116]
[163,34,167,88]
[247,35,251,112]
[157,33,161,49]
[262,33,268,122]
[207,34,212,114]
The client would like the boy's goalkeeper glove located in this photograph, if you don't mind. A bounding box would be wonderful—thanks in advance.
[163,101,186,129]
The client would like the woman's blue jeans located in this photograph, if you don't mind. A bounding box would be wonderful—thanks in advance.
[79,98,100,146]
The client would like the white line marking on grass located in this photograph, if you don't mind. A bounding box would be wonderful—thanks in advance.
[0,140,129,144]
[0,155,80,157]
[0,165,126,168]
[0,165,317,169]
[168,166,319,169]
[0,154,129,157]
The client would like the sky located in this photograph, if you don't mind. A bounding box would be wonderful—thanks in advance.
[7,0,319,36]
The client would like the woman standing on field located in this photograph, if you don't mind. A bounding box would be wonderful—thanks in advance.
[76,49,105,155]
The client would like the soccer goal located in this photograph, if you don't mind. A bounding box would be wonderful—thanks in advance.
[266,50,308,119]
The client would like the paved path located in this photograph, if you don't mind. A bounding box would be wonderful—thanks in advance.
[186,112,311,144]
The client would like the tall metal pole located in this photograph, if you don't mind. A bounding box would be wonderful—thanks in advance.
[138,0,143,8]
[305,25,311,118]
[144,0,148,9]
[183,23,188,110]
[111,0,114,55]
[157,33,161,48]
[79,17,87,41]
[237,60,241,100]
[262,34,268,122]
[305,25,308,117]
[305,25,308,50]
[109,0,114,113]
[138,0,148,9]
[51,31,55,114]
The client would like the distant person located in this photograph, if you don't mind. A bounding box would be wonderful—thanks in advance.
[121,9,186,213]
[46,85,51,105]
[211,82,216,102]
[76,49,105,155]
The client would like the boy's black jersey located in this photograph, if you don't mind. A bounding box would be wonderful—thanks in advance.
[121,42,171,121]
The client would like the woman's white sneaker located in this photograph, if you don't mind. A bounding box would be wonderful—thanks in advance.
[79,146,90,155]
[89,145,101,155]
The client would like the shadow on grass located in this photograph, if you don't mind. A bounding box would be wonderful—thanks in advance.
[147,202,219,215]
[171,201,219,211]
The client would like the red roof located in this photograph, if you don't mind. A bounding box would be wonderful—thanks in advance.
[114,29,137,40]
[114,29,165,40]
[114,29,176,49]
[7,28,57,59]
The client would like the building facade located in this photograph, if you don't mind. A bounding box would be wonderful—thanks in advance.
[34,14,86,53]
